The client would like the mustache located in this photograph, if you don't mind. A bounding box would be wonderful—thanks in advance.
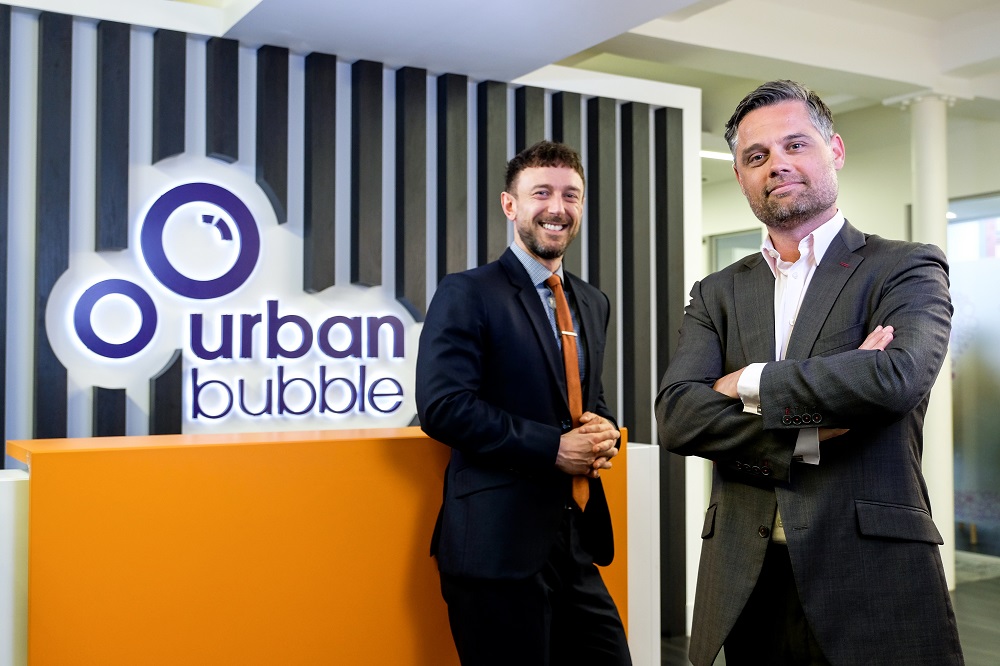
[766,176,806,196]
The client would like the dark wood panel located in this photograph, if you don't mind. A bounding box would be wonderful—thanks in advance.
[34,12,73,439]
[0,4,9,458]
[435,73,468,282]
[93,387,126,437]
[95,20,130,251]
[152,29,185,163]
[621,102,651,445]
[149,349,183,435]
[476,80,507,266]
[585,96,618,418]
[552,91,582,275]
[515,85,544,153]
[394,66,427,320]
[655,105,688,639]
[350,59,382,286]
[303,51,337,293]
[206,37,238,163]
[256,45,289,224]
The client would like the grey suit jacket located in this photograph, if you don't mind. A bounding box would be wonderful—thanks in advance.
[656,221,964,665]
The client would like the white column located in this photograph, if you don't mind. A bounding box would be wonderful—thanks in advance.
[908,94,958,590]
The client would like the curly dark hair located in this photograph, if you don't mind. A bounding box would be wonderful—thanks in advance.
[504,140,586,193]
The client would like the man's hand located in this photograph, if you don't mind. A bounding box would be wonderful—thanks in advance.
[859,324,893,351]
[712,367,744,399]
[556,412,620,479]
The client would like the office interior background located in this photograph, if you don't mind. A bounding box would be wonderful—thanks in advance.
[3,0,999,664]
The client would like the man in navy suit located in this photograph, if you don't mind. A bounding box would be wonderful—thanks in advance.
[417,141,631,665]
[656,80,964,665]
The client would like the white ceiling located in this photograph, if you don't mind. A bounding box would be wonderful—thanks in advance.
[12,0,1000,184]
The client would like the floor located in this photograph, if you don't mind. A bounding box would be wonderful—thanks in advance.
[661,550,1000,665]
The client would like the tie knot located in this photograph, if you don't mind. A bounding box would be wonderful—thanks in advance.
[545,274,562,291]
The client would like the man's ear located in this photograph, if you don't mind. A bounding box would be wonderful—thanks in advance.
[500,191,517,221]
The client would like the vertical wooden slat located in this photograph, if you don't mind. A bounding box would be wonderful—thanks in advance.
[656,105,687,638]
[552,91,582,274]
[586,96,618,417]
[0,5,9,456]
[256,45,288,224]
[152,29,185,163]
[206,37,238,163]
[476,80,507,266]
[303,51,337,293]
[34,12,73,439]
[93,387,126,437]
[395,66,426,319]
[95,20,130,252]
[621,102,651,444]
[515,85,544,153]
[149,350,183,435]
[436,73,467,282]
[350,59,382,286]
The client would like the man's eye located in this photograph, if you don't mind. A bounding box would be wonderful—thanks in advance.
[748,154,765,164]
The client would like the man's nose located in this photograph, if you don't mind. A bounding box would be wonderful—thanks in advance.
[547,197,566,215]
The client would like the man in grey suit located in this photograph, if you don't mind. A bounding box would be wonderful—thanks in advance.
[655,80,964,665]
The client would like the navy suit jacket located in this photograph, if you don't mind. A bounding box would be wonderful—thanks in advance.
[656,221,963,665]
[416,248,616,579]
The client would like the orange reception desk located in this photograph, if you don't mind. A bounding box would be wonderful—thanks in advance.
[7,427,628,665]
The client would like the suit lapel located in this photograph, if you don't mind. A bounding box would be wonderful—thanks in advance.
[566,273,601,406]
[734,253,777,363]
[499,250,568,403]
[784,221,866,360]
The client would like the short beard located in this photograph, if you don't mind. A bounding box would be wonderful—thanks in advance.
[518,226,565,260]
[751,176,838,231]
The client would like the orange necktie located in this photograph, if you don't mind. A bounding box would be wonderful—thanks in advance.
[545,274,589,511]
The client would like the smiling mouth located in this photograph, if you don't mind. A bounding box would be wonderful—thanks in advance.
[768,180,803,197]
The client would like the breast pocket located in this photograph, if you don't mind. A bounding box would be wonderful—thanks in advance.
[813,322,865,356]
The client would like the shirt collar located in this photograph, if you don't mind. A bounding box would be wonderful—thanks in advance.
[760,210,845,276]
[511,242,565,286]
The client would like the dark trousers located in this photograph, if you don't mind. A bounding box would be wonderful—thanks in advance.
[724,541,831,666]
[439,506,631,666]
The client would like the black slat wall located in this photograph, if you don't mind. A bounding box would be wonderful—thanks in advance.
[395,66,427,319]
[152,29,185,163]
[350,59,382,286]
[656,105,688,636]
[304,52,337,293]
[586,96,619,418]
[95,20,129,251]
[476,80,507,266]
[4,12,688,466]
[33,12,72,439]
[206,37,238,164]
[256,45,288,225]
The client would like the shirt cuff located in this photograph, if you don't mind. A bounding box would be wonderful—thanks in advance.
[736,362,766,415]
[792,428,821,465]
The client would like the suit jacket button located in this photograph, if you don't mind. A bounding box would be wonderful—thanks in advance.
[782,415,792,425]
[758,525,770,538]
[792,416,802,425]
[801,413,812,424]
[751,465,760,475]
[761,466,772,476]
[812,413,822,424]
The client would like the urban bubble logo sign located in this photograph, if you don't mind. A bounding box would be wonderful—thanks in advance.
[46,156,419,434]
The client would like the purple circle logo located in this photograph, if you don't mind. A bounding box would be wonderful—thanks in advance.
[140,182,260,300]
[74,279,158,359]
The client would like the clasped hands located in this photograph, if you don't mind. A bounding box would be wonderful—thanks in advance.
[555,412,620,479]
[711,324,895,442]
